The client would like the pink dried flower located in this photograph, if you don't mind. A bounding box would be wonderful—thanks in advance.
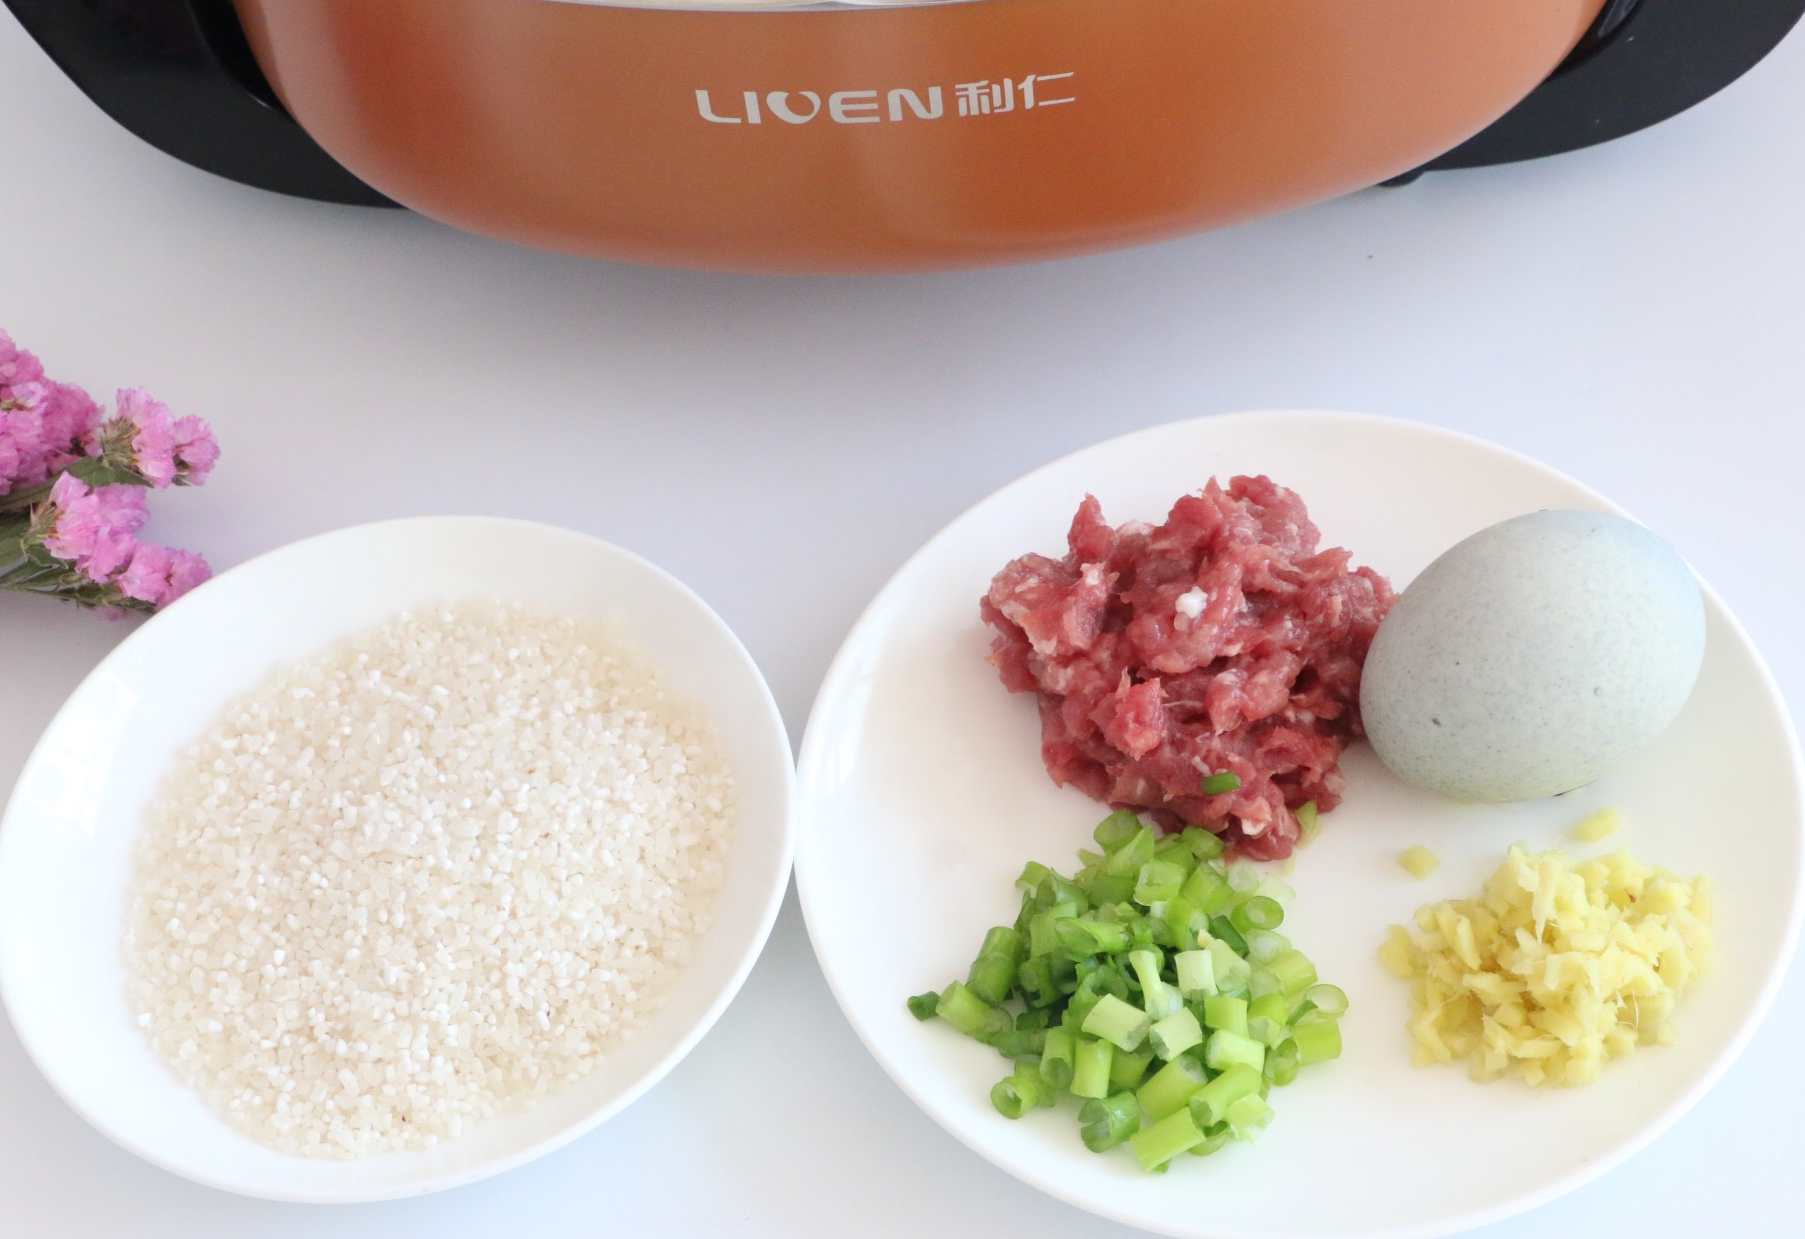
[41,474,148,581]
[118,543,210,607]
[0,328,45,397]
[113,388,178,488]
[40,382,101,470]
[170,414,220,485]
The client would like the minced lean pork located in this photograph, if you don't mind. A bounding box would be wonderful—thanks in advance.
[981,476,1393,860]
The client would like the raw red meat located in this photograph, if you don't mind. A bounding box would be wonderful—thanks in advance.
[981,476,1393,860]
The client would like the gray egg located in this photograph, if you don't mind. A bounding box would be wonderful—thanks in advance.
[1360,509,1706,803]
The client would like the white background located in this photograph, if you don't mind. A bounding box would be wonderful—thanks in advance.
[2,10,1801,1238]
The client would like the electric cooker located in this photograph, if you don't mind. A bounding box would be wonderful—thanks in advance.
[6,0,1801,272]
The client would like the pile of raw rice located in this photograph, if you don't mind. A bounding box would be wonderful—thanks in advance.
[124,600,734,1158]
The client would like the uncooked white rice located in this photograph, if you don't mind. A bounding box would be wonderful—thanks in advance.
[124,600,734,1158]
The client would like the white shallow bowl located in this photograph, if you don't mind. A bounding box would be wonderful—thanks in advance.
[0,516,795,1202]
[795,411,1804,1239]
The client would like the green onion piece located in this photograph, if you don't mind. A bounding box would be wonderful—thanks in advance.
[937,982,1009,1040]
[1128,948,1182,1021]
[1040,1026,1077,1090]
[1028,904,1080,958]
[986,1028,1042,1060]
[1200,770,1242,796]
[1130,1105,1206,1170]
[978,925,1026,964]
[1038,873,1090,913]
[1205,1028,1267,1073]
[1071,1037,1114,1098]
[1224,1092,1275,1141]
[1079,1091,1142,1153]
[1230,895,1285,934]
[1108,1045,1155,1092]
[1245,929,1290,965]
[1207,939,1252,996]
[1159,894,1203,951]
[1254,875,1295,908]
[1174,948,1217,999]
[1202,994,1249,1037]
[991,1069,1048,1119]
[1181,865,1234,916]
[1104,827,1158,877]
[1015,861,1053,893]
[1135,1054,1209,1122]
[1247,993,1291,1048]
[966,951,1018,1006]
[1226,859,1262,895]
[1188,1123,1234,1157]
[1134,859,1187,907]
[1188,1062,1263,1127]
[1294,1019,1343,1065]
[1014,1006,1051,1034]
[1300,983,1349,1019]
[1264,1037,1301,1087]
[1087,871,1137,905]
[1248,968,1284,999]
[1148,1008,1205,1061]
[1094,809,1144,851]
[1081,993,1151,1052]
[1295,799,1321,846]
[1208,915,1248,956]
[1179,826,1226,861]
[1266,948,1319,996]
[1016,955,1060,1008]
[1054,917,1131,959]
[907,992,941,1021]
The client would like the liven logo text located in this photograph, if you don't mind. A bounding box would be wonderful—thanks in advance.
[694,73,1075,125]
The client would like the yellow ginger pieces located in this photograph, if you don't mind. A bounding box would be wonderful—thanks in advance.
[1378,844,1713,1087]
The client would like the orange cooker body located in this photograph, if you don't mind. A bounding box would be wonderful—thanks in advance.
[233,0,1605,273]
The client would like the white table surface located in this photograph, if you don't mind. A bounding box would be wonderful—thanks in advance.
[3,12,1802,1238]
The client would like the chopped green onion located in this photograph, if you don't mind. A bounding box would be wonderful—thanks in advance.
[1130,1105,1206,1169]
[1247,993,1291,1048]
[1028,904,1080,957]
[977,925,1026,963]
[937,982,1010,1040]
[1055,917,1132,959]
[1266,949,1319,996]
[1071,1037,1114,1099]
[1174,949,1217,999]
[1108,1045,1155,1092]
[1226,859,1262,895]
[1127,948,1182,1021]
[1295,799,1320,846]
[1135,859,1187,906]
[1136,1054,1208,1122]
[1188,1122,1233,1156]
[1205,1028,1266,1073]
[1040,1026,1076,1090]
[1189,1062,1263,1127]
[1079,1091,1142,1152]
[1015,861,1053,892]
[991,1067,1050,1118]
[1230,895,1285,934]
[1015,955,1061,1008]
[1093,810,1143,851]
[966,951,1019,1006]
[1254,875,1295,908]
[985,1028,1042,1059]
[1086,871,1137,905]
[1038,873,1089,913]
[1264,1038,1301,1087]
[907,992,940,1021]
[1014,1006,1051,1034]
[1224,1092,1275,1141]
[1248,968,1284,999]
[1208,915,1248,956]
[1181,865,1234,915]
[1202,994,1249,1037]
[1200,770,1242,796]
[1103,827,1158,877]
[1299,983,1348,1019]
[1148,1007,1205,1060]
[1245,929,1289,965]
[1081,993,1151,1052]
[1294,1019,1342,1065]
[1207,938,1252,996]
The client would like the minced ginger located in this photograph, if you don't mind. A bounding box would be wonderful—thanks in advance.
[1379,844,1713,1087]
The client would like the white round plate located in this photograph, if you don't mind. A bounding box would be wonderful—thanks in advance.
[794,412,1803,1239]
[0,516,796,1202]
